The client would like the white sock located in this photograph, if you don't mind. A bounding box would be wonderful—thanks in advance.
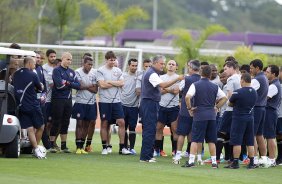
[189,154,195,164]
[197,154,202,161]
[254,156,258,164]
[211,156,217,164]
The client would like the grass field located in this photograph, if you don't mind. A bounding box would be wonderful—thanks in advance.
[0,132,282,184]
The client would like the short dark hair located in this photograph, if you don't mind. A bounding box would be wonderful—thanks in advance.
[268,65,279,77]
[241,73,252,83]
[23,57,33,66]
[188,59,200,71]
[225,56,236,63]
[224,61,237,69]
[250,59,263,70]
[54,58,62,65]
[105,51,116,60]
[83,53,92,59]
[9,43,21,49]
[83,56,93,64]
[128,58,138,66]
[46,49,56,57]
[239,64,250,73]
[200,61,209,66]
[201,65,212,78]
[143,58,151,64]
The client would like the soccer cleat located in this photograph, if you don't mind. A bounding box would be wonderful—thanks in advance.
[49,147,58,153]
[181,161,195,168]
[172,158,181,165]
[224,163,239,169]
[211,163,218,169]
[107,147,112,153]
[276,159,282,166]
[53,143,61,152]
[101,148,108,155]
[85,145,93,152]
[129,149,137,155]
[80,149,88,154]
[121,148,131,155]
[160,150,167,157]
[242,158,250,165]
[246,164,256,170]
[204,158,212,164]
[61,148,71,153]
[76,148,82,154]
[34,147,47,159]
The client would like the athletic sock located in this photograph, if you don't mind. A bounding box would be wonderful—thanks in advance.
[154,140,162,153]
[160,136,164,151]
[172,140,177,153]
[75,139,81,149]
[216,140,224,160]
[124,131,128,148]
[186,142,191,153]
[211,156,217,164]
[81,139,85,149]
[277,141,282,160]
[102,140,107,149]
[197,154,202,161]
[119,144,125,152]
[61,141,67,150]
[129,131,136,150]
[189,154,195,164]
[223,142,230,160]
[86,139,92,147]
[233,158,239,166]
[249,157,254,165]
[50,141,54,148]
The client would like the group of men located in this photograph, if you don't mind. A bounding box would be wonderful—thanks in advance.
[9,44,282,169]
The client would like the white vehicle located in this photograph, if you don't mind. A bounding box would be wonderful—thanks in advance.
[0,47,36,158]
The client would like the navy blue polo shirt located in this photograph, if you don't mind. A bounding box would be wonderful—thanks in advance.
[179,74,201,117]
[35,64,47,93]
[12,68,42,111]
[254,72,268,107]
[267,78,281,110]
[229,87,257,115]
[52,65,80,99]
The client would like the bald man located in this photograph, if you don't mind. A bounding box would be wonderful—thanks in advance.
[49,52,81,153]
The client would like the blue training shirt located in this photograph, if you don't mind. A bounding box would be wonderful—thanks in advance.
[52,65,80,99]
[12,68,42,111]
[229,87,257,115]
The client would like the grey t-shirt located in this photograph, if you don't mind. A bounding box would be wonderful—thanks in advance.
[226,73,241,111]
[220,84,228,117]
[97,65,123,103]
[211,75,223,89]
[75,67,97,104]
[159,73,179,108]
[42,63,54,103]
[121,72,139,107]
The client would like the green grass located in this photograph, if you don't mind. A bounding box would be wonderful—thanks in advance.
[0,133,282,184]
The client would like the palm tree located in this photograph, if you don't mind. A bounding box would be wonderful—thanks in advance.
[84,0,149,47]
[165,24,228,72]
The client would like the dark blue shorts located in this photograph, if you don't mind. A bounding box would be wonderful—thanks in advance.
[158,106,179,126]
[99,102,124,122]
[230,115,254,146]
[277,118,282,135]
[191,120,217,143]
[263,107,278,139]
[253,106,265,136]
[219,111,232,134]
[72,103,97,121]
[19,107,44,129]
[45,102,52,122]
[122,105,139,129]
[177,115,193,136]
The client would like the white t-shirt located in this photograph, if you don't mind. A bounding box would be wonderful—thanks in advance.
[42,63,54,103]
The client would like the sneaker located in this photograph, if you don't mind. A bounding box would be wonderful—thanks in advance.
[101,148,108,155]
[153,150,160,157]
[172,158,181,164]
[160,150,167,157]
[54,143,61,152]
[107,146,112,153]
[204,158,212,164]
[49,147,58,153]
[212,163,218,169]
[34,147,46,159]
[61,148,71,153]
[197,159,204,165]
[182,151,189,158]
[246,164,256,170]
[85,145,93,152]
[181,161,195,168]
[129,149,137,155]
[121,148,131,155]
[80,149,88,154]
[140,159,156,163]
